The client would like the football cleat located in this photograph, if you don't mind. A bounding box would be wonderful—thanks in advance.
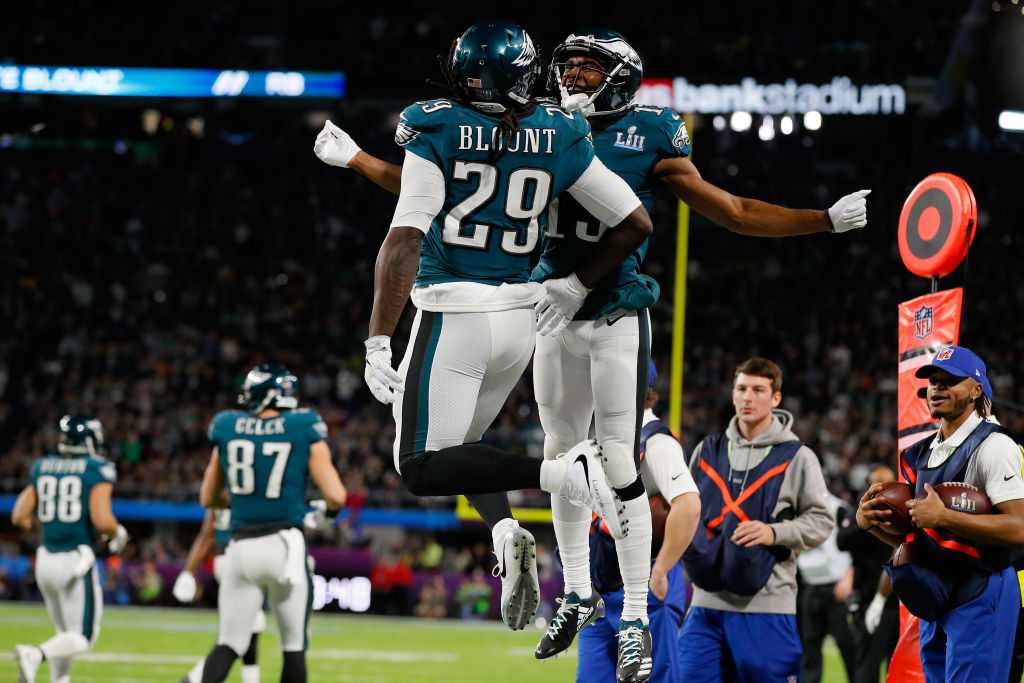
[534,591,605,659]
[616,620,653,683]
[14,645,42,683]
[492,525,540,631]
[590,462,628,539]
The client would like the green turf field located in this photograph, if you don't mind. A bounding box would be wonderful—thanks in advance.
[0,602,852,682]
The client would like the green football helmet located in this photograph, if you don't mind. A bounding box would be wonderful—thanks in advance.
[442,21,542,114]
[237,363,300,413]
[548,28,643,117]
[58,415,104,457]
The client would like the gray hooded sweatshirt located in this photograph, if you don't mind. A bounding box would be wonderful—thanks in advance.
[688,409,833,615]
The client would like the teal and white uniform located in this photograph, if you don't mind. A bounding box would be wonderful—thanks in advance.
[387,98,642,469]
[209,508,267,635]
[206,408,327,654]
[30,454,116,645]
[531,106,690,487]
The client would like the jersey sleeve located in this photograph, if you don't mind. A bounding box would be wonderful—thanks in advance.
[976,433,1024,506]
[652,108,691,159]
[394,100,450,167]
[87,458,117,486]
[207,411,230,446]
[567,156,642,227]
[556,110,597,187]
[296,409,328,443]
[29,459,41,487]
[390,150,445,233]
[645,434,697,501]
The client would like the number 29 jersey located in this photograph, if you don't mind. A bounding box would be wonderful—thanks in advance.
[31,454,117,552]
[394,99,595,290]
[208,409,327,532]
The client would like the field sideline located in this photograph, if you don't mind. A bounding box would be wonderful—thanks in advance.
[0,602,850,682]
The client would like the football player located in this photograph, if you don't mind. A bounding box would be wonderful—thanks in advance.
[315,28,871,680]
[172,509,264,683]
[197,364,346,683]
[11,415,129,683]
[321,21,655,633]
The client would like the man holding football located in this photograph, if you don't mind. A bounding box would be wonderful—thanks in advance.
[856,344,1024,682]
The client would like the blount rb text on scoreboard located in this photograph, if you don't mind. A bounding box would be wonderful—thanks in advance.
[0,65,346,98]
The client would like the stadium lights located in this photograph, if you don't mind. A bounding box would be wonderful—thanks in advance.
[998,110,1024,132]
[758,115,775,141]
[780,115,794,135]
[712,115,727,131]
[803,110,823,130]
[730,111,752,132]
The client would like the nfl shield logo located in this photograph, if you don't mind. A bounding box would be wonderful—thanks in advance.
[936,345,955,361]
[914,305,933,340]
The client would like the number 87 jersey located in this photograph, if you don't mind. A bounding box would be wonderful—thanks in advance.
[392,98,641,311]
[208,408,327,532]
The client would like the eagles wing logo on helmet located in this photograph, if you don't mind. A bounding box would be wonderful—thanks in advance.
[511,32,538,68]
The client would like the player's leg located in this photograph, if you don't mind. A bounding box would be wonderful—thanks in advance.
[590,310,654,682]
[675,607,728,683]
[201,542,265,683]
[393,308,595,502]
[916,618,946,682]
[267,551,312,683]
[725,612,802,683]
[239,610,266,683]
[16,548,62,683]
[576,588,622,683]
[940,566,1019,682]
[534,323,606,656]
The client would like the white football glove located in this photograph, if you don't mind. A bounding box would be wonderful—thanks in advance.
[535,274,591,337]
[107,524,129,554]
[864,592,886,634]
[172,571,198,603]
[303,499,328,530]
[827,189,871,233]
[314,120,362,168]
[364,335,404,404]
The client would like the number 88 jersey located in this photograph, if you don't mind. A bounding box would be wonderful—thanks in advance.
[31,454,117,552]
[394,99,596,290]
[208,408,327,532]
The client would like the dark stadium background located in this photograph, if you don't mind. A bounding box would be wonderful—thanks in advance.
[2,0,1023,639]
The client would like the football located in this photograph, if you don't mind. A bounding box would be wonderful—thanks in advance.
[891,540,920,567]
[930,481,993,515]
[869,481,914,535]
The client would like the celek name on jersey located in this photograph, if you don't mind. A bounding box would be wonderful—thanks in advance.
[458,125,557,154]
[234,417,286,435]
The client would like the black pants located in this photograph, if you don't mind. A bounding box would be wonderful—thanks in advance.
[849,602,899,683]
[799,582,858,683]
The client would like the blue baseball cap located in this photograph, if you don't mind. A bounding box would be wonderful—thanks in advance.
[915,344,992,399]
[647,359,658,387]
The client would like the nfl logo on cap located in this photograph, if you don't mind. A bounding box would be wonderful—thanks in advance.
[936,345,955,361]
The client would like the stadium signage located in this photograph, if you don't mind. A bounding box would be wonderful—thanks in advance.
[0,65,346,98]
[638,77,905,115]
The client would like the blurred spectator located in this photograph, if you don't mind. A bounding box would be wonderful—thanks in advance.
[414,574,449,620]
[417,535,444,572]
[369,549,414,615]
[130,559,164,604]
[455,569,492,621]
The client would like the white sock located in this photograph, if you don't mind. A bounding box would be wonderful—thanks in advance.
[615,490,652,624]
[187,658,204,683]
[40,633,90,661]
[491,517,518,553]
[49,656,71,683]
[241,664,260,683]
[539,459,566,495]
[551,495,592,599]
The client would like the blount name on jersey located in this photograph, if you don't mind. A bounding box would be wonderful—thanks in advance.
[458,125,557,154]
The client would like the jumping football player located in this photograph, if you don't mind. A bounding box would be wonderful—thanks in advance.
[12,415,130,683]
[197,364,346,683]
[321,21,655,633]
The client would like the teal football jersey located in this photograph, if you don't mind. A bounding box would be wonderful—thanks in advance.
[395,99,596,287]
[208,408,327,532]
[31,454,117,552]
[212,509,232,552]
[532,106,691,320]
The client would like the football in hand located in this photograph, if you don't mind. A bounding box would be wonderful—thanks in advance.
[929,482,992,515]
[868,481,913,535]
